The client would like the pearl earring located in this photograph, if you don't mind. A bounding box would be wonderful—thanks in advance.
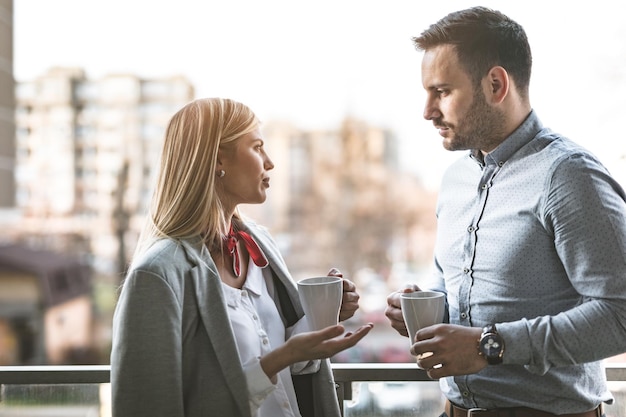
[218,170,225,178]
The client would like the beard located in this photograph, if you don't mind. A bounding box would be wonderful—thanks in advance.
[438,90,506,153]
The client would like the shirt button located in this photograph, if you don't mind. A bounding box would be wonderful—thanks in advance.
[463,391,470,397]
[463,267,470,274]
[498,161,504,167]
[467,226,475,233]
[481,184,488,190]
[252,315,258,320]
[460,312,467,319]
[263,338,269,345]
[241,290,248,297]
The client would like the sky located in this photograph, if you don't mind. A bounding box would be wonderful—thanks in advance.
[13,0,626,188]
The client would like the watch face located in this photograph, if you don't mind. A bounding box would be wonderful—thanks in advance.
[480,333,503,357]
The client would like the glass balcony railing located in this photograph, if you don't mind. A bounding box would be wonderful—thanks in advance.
[0,363,625,417]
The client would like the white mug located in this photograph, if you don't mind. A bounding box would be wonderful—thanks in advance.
[401,290,445,348]
[297,276,343,330]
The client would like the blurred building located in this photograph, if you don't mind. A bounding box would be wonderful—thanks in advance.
[13,67,194,273]
[249,118,437,282]
[0,0,15,208]
[0,244,92,365]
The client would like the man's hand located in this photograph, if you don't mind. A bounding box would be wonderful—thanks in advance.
[384,284,420,337]
[412,324,487,379]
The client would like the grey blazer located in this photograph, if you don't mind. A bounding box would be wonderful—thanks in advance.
[110,221,342,417]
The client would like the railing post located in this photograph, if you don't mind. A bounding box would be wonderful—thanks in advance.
[335,382,344,416]
[335,381,353,417]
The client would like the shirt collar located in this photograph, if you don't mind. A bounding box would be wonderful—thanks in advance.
[242,261,264,296]
[221,258,264,308]
[471,110,544,167]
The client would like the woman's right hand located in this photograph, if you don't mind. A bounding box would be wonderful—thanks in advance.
[260,323,373,380]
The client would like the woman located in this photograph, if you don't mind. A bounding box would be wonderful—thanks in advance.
[110,98,373,417]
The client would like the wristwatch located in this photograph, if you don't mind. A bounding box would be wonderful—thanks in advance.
[478,324,505,365]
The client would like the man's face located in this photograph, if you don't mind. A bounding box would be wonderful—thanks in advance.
[421,44,505,153]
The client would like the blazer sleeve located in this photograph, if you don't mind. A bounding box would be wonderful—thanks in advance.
[110,268,184,417]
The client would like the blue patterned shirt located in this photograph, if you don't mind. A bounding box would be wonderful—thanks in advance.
[431,110,626,412]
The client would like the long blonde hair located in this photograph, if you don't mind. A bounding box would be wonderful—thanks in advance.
[133,98,259,260]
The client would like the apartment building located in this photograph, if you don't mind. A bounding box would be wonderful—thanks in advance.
[14,66,435,287]
[256,118,435,280]
[14,67,194,273]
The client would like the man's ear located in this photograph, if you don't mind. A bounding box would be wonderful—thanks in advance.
[486,66,509,104]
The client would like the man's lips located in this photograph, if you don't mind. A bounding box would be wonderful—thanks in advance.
[435,125,450,136]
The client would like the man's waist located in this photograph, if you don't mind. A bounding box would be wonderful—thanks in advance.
[446,400,602,417]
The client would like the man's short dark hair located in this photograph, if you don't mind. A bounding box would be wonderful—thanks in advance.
[413,6,532,98]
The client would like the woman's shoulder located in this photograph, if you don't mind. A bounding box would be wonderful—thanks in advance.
[128,238,201,279]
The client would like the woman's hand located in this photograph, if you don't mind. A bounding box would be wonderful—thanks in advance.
[260,323,374,380]
[327,268,360,321]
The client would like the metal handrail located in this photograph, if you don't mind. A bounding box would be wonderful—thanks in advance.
[0,365,111,384]
[1,363,625,416]
[1,362,625,384]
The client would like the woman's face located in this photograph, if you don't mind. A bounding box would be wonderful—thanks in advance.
[218,128,274,208]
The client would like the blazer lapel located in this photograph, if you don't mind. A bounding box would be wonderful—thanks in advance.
[182,239,250,417]
[246,225,305,319]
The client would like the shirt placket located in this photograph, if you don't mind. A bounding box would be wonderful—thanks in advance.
[459,159,502,327]
[240,289,297,417]
[456,159,502,406]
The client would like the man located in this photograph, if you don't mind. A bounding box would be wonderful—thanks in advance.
[385,6,626,417]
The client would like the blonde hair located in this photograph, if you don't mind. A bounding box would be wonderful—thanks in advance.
[133,98,259,260]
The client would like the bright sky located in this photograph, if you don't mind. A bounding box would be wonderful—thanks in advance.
[13,0,626,188]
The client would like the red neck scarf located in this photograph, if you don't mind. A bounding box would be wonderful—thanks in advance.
[223,225,269,277]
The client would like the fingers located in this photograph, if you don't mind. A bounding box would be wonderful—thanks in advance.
[339,307,358,322]
[327,267,343,278]
[339,284,360,321]
[410,325,487,378]
[289,323,373,361]
[402,283,421,293]
[341,278,355,292]
[314,324,346,340]
[386,284,419,309]
[329,323,374,351]
[384,285,422,337]
[384,309,408,336]
[384,291,408,336]
[338,277,360,321]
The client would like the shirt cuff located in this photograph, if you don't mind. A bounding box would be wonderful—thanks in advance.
[242,357,276,411]
[497,319,541,371]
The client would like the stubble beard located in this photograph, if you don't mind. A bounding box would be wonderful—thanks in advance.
[443,91,506,153]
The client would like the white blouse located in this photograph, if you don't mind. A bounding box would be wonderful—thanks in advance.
[222,260,319,417]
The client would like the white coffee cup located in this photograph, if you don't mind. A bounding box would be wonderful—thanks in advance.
[297,276,343,331]
[401,290,445,348]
